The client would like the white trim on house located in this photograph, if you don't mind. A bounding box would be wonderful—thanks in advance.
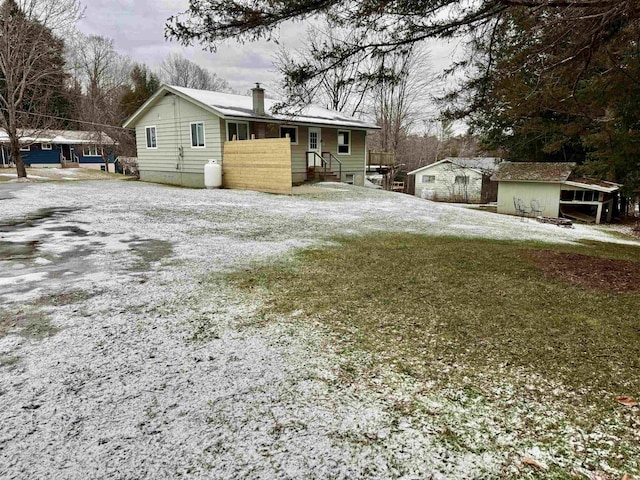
[279,125,298,145]
[41,142,52,150]
[145,126,157,149]
[337,129,351,155]
[190,121,206,148]
[19,145,30,151]
[82,145,102,157]
[563,180,619,193]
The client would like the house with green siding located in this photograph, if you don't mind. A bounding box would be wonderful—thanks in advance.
[122,84,379,189]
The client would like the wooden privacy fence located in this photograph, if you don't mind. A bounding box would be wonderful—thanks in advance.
[223,138,292,195]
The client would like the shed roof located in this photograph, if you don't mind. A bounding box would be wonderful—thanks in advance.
[408,157,502,176]
[490,162,576,182]
[123,84,380,131]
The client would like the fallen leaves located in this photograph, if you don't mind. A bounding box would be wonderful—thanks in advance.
[522,456,548,472]
[616,396,638,407]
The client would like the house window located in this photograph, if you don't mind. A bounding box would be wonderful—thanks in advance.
[190,122,205,148]
[227,121,249,141]
[280,126,298,144]
[83,145,101,157]
[145,126,157,149]
[20,145,30,152]
[337,130,350,155]
[421,175,436,183]
[41,143,52,150]
[560,190,573,201]
[454,175,469,185]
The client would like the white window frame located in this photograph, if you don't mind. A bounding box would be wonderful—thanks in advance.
[20,144,30,152]
[145,126,157,149]
[41,143,52,150]
[226,121,250,141]
[337,129,351,155]
[83,145,101,157]
[454,175,469,185]
[280,126,298,145]
[190,121,206,148]
[421,175,435,183]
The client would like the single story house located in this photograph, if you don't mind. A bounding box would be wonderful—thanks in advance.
[408,157,502,203]
[0,129,116,172]
[491,162,620,224]
[122,84,380,190]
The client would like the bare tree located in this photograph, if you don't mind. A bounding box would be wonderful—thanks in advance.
[275,21,374,117]
[160,53,231,92]
[17,0,82,35]
[67,34,133,171]
[0,0,67,178]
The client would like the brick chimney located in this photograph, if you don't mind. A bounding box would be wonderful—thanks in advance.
[252,83,265,116]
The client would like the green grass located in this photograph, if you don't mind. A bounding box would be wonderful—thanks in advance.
[0,306,59,340]
[231,234,640,475]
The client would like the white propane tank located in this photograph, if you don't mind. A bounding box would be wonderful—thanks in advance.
[204,159,222,189]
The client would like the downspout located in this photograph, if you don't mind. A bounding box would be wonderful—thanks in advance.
[174,95,184,185]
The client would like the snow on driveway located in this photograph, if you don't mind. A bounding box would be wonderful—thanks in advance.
[0,181,635,479]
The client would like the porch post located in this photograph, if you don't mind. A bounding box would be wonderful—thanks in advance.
[596,202,603,224]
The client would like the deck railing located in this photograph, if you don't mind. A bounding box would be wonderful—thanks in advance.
[368,150,396,166]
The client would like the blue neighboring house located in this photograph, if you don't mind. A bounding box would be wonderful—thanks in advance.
[0,129,116,172]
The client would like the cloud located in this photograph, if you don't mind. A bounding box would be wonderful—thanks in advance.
[76,1,461,105]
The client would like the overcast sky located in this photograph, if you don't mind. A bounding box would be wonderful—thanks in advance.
[77,0,463,98]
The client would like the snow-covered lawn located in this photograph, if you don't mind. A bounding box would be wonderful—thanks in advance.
[0,181,637,479]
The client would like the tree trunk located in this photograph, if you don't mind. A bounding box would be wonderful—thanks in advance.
[9,136,27,178]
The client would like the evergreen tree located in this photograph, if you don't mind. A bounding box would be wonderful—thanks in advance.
[120,65,161,119]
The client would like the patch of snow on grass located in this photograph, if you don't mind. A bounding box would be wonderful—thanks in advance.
[0,181,637,479]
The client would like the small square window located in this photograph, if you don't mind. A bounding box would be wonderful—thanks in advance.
[190,122,205,148]
[41,143,52,150]
[421,175,435,183]
[337,130,350,155]
[280,126,298,144]
[20,145,30,152]
[145,126,157,149]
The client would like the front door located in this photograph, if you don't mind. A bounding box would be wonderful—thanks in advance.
[61,145,71,163]
[307,127,321,167]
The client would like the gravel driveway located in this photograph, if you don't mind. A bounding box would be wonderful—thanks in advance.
[0,180,633,479]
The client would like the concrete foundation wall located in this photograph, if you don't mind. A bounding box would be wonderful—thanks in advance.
[140,170,205,188]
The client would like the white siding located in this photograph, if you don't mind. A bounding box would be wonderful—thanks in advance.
[414,162,483,202]
[134,93,223,175]
[497,181,562,217]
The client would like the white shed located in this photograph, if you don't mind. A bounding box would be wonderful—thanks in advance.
[491,162,620,224]
[408,157,502,203]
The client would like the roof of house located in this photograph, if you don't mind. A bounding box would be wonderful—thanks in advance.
[122,84,380,130]
[407,157,502,176]
[490,162,576,182]
[0,129,116,145]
